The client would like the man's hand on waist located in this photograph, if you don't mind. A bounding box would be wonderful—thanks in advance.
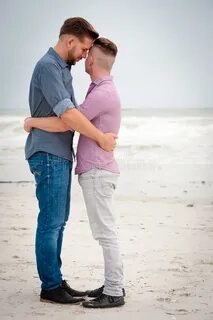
[98,132,118,152]
[24,117,33,133]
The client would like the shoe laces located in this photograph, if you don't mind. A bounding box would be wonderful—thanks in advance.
[94,293,107,302]
[94,293,115,303]
[91,285,104,295]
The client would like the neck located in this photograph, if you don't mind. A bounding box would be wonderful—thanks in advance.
[53,41,68,62]
[90,70,110,82]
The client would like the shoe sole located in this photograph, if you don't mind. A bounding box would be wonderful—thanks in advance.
[82,301,125,308]
[40,298,82,304]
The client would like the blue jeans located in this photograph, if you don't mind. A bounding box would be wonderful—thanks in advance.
[28,152,72,290]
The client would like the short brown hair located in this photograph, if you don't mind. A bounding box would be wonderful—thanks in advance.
[93,37,118,57]
[59,17,99,41]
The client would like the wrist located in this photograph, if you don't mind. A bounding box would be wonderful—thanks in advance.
[97,131,105,146]
[29,118,36,128]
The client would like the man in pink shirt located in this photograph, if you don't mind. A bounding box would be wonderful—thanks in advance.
[24,38,125,308]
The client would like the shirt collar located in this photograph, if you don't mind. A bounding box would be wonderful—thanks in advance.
[47,47,72,70]
[86,76,113,98]
[92,76,113,86]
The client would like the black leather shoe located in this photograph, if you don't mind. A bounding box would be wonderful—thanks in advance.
[40,286,85,304]
[82,293,125,308]
[87,285,126,298]
[61,280,89,297]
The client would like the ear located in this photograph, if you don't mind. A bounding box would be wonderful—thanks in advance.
[67,36,74,49]
[88,55,94,66]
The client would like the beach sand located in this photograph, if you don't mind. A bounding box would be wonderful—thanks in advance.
[0,109,213,319]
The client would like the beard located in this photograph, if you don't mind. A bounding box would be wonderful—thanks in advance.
[67,49,76,65]
[67,47,82,65]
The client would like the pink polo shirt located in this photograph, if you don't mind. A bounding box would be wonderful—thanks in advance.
[75,76,121,175]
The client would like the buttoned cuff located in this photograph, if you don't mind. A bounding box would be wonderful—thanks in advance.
[53,98,75,117]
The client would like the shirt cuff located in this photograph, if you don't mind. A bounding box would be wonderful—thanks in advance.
[53,98,75,117]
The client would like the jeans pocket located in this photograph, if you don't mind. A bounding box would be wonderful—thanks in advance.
[28,159,43,178]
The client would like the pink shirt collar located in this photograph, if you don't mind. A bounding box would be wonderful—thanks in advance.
[92,76,113,86]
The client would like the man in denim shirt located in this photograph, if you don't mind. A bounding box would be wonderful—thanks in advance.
[25,17,117,304]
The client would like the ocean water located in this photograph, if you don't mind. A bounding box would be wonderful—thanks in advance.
[0,108,213,185]
[0,108,213,160]
[0,109,213,202]
[118,108,213,165]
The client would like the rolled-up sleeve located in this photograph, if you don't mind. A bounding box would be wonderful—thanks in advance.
[39,63,75,116]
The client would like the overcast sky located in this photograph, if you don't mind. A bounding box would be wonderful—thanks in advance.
[0,0,212,109]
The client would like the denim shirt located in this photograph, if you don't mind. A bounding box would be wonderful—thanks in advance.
[25,47,76,161]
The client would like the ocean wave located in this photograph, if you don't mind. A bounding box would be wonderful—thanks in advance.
[0,113,213,160]
[118,144,163,150]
